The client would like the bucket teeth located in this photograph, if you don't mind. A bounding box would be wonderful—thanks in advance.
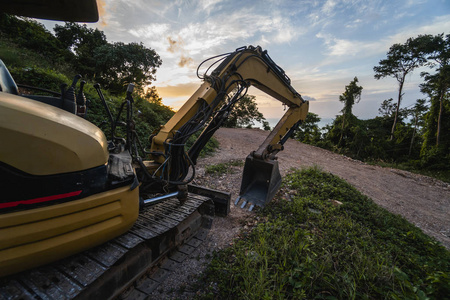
[234,197,255,211]
[240,200,247,209]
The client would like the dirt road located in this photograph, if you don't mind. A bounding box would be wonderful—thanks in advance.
[201,127,450,248]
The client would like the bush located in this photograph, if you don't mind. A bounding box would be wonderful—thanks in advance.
[198,167,450,299]
[10,66,70,92]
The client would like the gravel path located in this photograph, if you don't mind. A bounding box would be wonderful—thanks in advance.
[149,127,450,299]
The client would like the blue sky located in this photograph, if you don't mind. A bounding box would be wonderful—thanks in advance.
[42,0,450,121]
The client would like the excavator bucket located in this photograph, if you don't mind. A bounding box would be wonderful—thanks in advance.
[235,155,282,211]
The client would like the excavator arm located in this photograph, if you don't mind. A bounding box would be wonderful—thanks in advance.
[142,46,309,209]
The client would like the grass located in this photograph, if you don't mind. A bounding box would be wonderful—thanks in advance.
[196,166,450,299]
[205,160,244,176]
[0,37,72,75]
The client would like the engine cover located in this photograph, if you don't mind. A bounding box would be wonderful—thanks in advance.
[0,92,108,175]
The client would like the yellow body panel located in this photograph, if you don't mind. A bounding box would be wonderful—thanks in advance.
[0,92,108,175]
[0,184,139,277]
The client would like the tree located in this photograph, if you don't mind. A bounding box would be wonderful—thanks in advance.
[143,86,163,105]
[295,112,321,144]
[54,23,161,93]
[378,98,396,118]
[54,22,107,52]
[324,78,365,157]
[337,77,363,146]
[408,99,427,156]
[54,22,107,76]
[420,34,450,147]
[93,42,161,92]
[374,36,429,140]
[223,95,268,128]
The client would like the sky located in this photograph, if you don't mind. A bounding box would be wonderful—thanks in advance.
[41,0,450,123]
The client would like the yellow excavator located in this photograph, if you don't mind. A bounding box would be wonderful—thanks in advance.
[0,0,308,298]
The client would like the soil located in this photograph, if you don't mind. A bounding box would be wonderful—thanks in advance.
[149,127,450,299]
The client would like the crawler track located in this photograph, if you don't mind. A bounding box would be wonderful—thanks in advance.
[0,194,215,300]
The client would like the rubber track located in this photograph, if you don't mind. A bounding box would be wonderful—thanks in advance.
[0,194,214,300]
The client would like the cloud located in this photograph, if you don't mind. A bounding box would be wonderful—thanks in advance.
[129,4,305,59]
[302,95,317,101]
[129,23,170,39]
[322,0,338,16]
[316,13,450,64]
[166,36,195,68]
[387,14,450,44]
[315,32,377,58]
[199,0,224,15]
[167,36,183,53]
[178,55,194,67]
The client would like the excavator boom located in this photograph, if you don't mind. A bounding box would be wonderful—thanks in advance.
[145,46,309,209]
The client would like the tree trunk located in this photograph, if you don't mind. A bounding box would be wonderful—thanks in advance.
[391,78,404,141]
[339,114,345,147]
[409,114,418,156]
[436,87,445,146]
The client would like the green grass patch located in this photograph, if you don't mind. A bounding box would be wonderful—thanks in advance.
[205,160,244,176]
[197,166,449,299]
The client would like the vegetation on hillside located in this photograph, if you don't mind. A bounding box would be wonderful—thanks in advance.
[295,34,450,181]
[0,14,269,152]
[197,167,450,299]
[0,13,171,142]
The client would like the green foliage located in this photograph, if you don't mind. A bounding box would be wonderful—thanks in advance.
[83,87,174,150]
[54,22,107,77]
[295,112,322,144]
[419,34,450,168]
[198,168,450,299]
[0,14,68,63]
[54,22,161,94]
[1,17,162,95]
[319,78,367,159]
[339,77,362,116]
[374,35,432,141]
[303,34,449,178]
[223,95,268,128]
[0,38,67,73]
[0,14,173,153]
[54,22,107,52]
[93,42,162,93]
[10,66,70,92]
